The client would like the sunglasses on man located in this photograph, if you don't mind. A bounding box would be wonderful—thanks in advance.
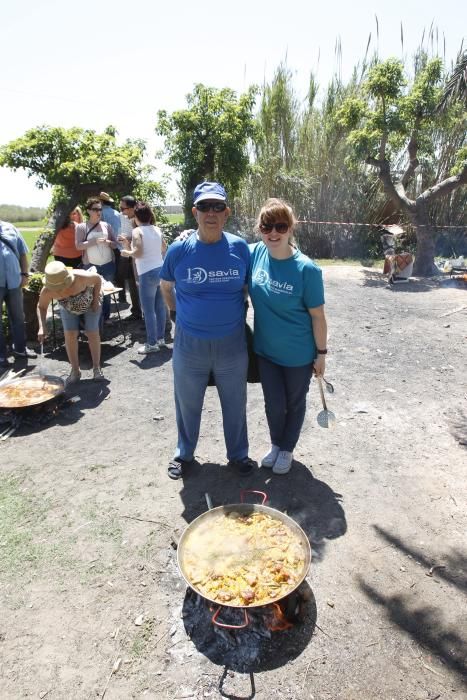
[195,201,227,213]
[89,207,102,212]
[259,222,289,234]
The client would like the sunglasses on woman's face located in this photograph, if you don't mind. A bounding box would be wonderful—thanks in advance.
[195,201,227,213]
[259,222,289,234]
[89,207,102,212]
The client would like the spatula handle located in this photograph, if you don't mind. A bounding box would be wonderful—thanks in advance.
[317,375,328,411]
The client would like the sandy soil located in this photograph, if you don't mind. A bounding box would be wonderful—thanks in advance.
[0,266,466,700]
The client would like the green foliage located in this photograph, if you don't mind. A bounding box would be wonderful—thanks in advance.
[365,59,405,99]
[399,58,443,125]
[0,126,165,209]
[451,145,467,175]
[339,55,463,168]
[157,84,258,221]
[0,125,166,270]
[336,97,367,130]
[26,272,44,294]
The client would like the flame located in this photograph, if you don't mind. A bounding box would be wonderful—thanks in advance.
[266,602,293,631]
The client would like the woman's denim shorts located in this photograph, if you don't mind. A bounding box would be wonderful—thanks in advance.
[59,305,102,332]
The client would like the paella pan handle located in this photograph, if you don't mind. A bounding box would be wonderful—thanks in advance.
[211,606,250,629]
[240,489,268,505]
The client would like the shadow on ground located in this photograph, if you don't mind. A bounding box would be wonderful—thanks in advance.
[450,409,467,449]
[358,525,467,679]
[372,525,467,592]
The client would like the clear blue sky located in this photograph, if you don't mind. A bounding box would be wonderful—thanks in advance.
[0,0,465,208]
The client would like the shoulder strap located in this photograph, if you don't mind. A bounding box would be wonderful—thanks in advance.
[84,222,100,241]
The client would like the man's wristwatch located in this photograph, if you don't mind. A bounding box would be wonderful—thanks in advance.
[21,272,30,277]
[316,349,327,355]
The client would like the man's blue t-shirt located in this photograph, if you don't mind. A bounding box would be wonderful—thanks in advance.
[160,231,250,338]
[248,242,324,366]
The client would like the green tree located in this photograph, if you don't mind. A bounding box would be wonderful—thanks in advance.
[156,84,258,224]
[337,55,467,275]
[239,64,379,259]
[0,126,165,271]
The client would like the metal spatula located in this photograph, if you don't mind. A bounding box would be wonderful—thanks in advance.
[317,375,336,429]
[38,343,45,377]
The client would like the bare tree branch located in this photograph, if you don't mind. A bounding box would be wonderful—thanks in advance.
[379,132,388,161]
[418,164,467,203]
[366,157,416,212]
[401,119,421,188]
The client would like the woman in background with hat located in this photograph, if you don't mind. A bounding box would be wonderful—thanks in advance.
[37,261,106,385]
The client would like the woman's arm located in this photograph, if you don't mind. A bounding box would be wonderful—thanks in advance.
[120,228,143,258]
[86,272,102,311]
[308,305,327,376]
[37,288,53,341]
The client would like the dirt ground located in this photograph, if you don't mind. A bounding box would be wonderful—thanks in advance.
[0,265,466,700]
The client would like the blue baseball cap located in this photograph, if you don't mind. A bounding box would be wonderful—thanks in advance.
[193,181,227,204]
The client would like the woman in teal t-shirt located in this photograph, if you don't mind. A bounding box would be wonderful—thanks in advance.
[248,198,328,475]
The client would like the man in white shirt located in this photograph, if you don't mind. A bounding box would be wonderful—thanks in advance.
[117,195,141,319]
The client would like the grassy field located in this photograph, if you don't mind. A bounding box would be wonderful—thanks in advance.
[164,213,184,224]
[13,220,46,228]
[16,229,42,251]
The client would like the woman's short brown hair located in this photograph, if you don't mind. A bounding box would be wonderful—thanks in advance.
[86,197,101,211]
[255,198,297,234]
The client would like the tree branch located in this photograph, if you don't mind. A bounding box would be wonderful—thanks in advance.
[401,120,421,188]
[366,157,415,212]
[379,132,388,161]
[379,96,388,161]
[418,164,467,204]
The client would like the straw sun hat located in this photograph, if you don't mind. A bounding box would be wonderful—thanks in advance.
[43,261,74,292]
[99,191,114,203]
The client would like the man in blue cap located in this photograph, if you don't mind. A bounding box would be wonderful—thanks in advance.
[160,181,255,479]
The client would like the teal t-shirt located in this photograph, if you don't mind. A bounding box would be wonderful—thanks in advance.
[248,242,324,366]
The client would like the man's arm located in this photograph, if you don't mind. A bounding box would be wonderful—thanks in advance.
[160,280,176,311]
[120,228,143,258]
[19,253,30,288]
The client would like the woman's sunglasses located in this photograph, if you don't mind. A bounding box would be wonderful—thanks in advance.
[259,222,289,234]
[89,207,102,212]
[195,201,227,213]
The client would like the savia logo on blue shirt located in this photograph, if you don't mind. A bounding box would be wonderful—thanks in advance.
[185,267,207,283]
[184,267,240,284]
[253,268,294,294]
[253,269,269,286]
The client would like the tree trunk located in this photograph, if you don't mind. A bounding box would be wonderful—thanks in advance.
[183,175,200,228]
[22,288,40,340]
[30,196,79,272]
[412,203,439,276]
